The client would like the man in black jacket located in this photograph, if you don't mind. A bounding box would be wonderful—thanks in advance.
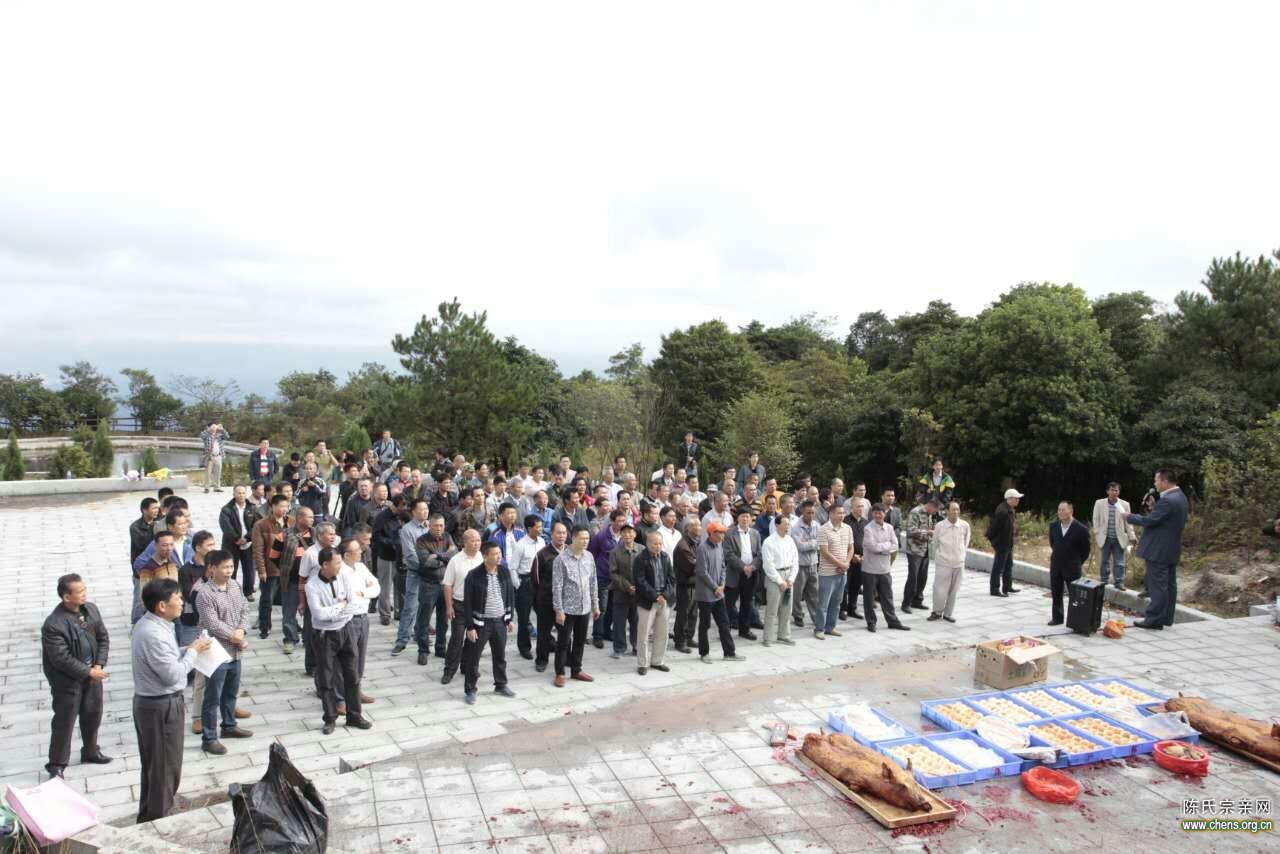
[460,541,516,705]
[532,521,567,672]
[1047,501,1092,626]
[987,489,1023,597]
[671,519,701,653]
[371,495,405,625]
[41,574,112,778]
[633,531,676,675]
[218,486,255,595]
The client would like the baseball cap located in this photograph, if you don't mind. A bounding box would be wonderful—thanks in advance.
[1004,488,1024,499]
[706,521,728,534]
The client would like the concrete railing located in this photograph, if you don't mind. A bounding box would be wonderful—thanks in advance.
[0,475,190,498]
[15,436,266,457]
[963,549,1216,623]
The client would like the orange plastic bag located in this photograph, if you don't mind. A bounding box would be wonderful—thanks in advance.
[1022,766,1081,804]
[1102,619,1126,639]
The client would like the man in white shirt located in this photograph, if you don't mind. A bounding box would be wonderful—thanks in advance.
[701,491,734,532]
[339,538,380,701]
[299,522,339,694]
[928,502,970,624]
[760,515,799,646]
[683,476,707,508]
[657,507,682,561]
[440,529,483,685]
[510,515,543,660]
[304,547,372,734]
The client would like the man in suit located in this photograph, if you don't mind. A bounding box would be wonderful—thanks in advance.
[1091,482,1135,589]
[218,485,256,595]
[678,432,700,479]
[1047,501,1091,626]
[723,508,763,639]
[1126,469,1189,629]
[987,489,1023,597]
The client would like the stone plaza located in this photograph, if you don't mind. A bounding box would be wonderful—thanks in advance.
[1,487,1277,852]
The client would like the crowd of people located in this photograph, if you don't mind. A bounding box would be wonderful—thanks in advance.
[39,424,1189,824]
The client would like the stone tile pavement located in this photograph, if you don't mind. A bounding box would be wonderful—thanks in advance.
[1,486,1277,849]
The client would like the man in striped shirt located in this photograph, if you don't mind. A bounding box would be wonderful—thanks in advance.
[460,541,516,705]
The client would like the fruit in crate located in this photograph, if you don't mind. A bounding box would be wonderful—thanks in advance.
[934,702,983,728]
[887,743,966,777]
[800,733,932,812]
[1093,681,1160,704]
[1028,723,1097,754]
[1071,717,1142,745]
[971,697,1039,723]
[1013,689,1076,716]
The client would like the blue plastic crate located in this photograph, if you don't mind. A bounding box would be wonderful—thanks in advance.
[826,707,914,746]
[1005,686,1091,718]
[922,731,1022,779]
[875,735,981,789]
[963,692,1048,725]
[1053,712,1157,757]
[920,698,984,732]
[1078,677,1167,705]
[1018,719,1113,766]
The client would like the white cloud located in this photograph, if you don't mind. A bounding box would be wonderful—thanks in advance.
[0,0,1276,380]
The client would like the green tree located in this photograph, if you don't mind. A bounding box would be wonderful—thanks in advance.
[845,311,894,371]
[1130,374,1250,488]
[169,375,240,432]
[914,283,1128,507]
[0,373,67,434]
[740,314,838,363]
[47,444,93,479]
[573,377,644,476]
[845,302,963,373]
[140,446,159,476]
[391,299,541,465]
[337,420,372,456]
[121,368,183,433]
[709,391,800,486]
[1,430,25,480]
[90,419,114,477]
[1169,250,1280,409]
[1091,291,1163,368]
[605,343,646,384]
[58,361,117,424]
[650,320,764,448]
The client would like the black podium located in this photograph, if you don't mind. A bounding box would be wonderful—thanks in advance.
[1067,578,1105,636]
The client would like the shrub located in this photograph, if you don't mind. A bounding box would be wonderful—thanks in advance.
[90,419,114,477]
[140,446,159,476]
[47,445,93,479]
[337,420,372,456]
[1,430,25,480]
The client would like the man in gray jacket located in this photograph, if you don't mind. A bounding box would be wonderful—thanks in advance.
[723,508,763,639]
[791,501,821,628]
[694,522,746,663]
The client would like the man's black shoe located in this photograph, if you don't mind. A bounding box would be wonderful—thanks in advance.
[927,613,942,622]
[911,600,926,610]
[1007,587,1021,593]
[866,624,877,633]
[651,664,670,672]
[990,591,1008,598]
[887,623,911,631]
[738,631,758,640]
[80,751,113,765]
[592,638,604,649]
[535,662,547,672]
[380,615,391,626]
[1047,619,1064,626]
[346,716,373,730]
[44,764,64,779]
[849,611,863,620]
[750,620,764,630]
[418,653,429,666]
[441,672,454,684]
[321,722,336,735]
[674,646,693,654]
[1134,621,1163,630]
[391,644,406,657]
[520,651,534,660]
[793,617,803,628]
[943,616,957,623]
[900,605,912,614]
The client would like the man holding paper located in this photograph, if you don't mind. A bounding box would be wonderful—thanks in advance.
[195,550,254,755]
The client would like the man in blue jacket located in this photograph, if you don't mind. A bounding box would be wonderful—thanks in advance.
[1126,469,1189,630]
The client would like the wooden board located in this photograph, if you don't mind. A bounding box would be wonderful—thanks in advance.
[795,752,958,829]
[1198,733,1280,775]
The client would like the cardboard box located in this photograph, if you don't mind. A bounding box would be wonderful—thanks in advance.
[974,635,1059,689]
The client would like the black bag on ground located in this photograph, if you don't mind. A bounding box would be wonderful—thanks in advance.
[230,742,328,853]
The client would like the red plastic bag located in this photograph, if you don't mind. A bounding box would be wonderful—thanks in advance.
[1021,766,1081,804]
[1153,741,1210,777]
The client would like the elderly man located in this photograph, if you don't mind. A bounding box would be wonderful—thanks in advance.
[440,529,484,684]
[672,518,701,654]
[862,504,909,633]
[695,522,746,663]
[902,496,939,613]
[723,508,762,638]
[761,514,799,646]
[987,489,1023,597]
[791,500,821,629]
[633,530,676,674]
[42,574,111,779]
[929,502,970,623]
[1047,501,1091,627]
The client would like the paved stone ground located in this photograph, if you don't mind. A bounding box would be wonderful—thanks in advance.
[2,487,1278,851]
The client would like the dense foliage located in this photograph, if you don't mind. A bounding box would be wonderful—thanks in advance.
[3,248,1278,513]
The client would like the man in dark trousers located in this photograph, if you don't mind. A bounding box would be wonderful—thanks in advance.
[41,574,112,779]
[671,518,701,653]
[532,521,567,671]
[1047,501,1091,626]
[132,578,211,823]
[1126,469,1190,629]
[987,488,1023,597]
[461,541,517,705]
[723,508,762,638]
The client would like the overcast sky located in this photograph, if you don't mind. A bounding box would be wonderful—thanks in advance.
[1,1,1276,397]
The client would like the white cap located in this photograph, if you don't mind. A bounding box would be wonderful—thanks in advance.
[1004,488,1024,499]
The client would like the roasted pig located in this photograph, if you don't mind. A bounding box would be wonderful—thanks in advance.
[801,732,932,812]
